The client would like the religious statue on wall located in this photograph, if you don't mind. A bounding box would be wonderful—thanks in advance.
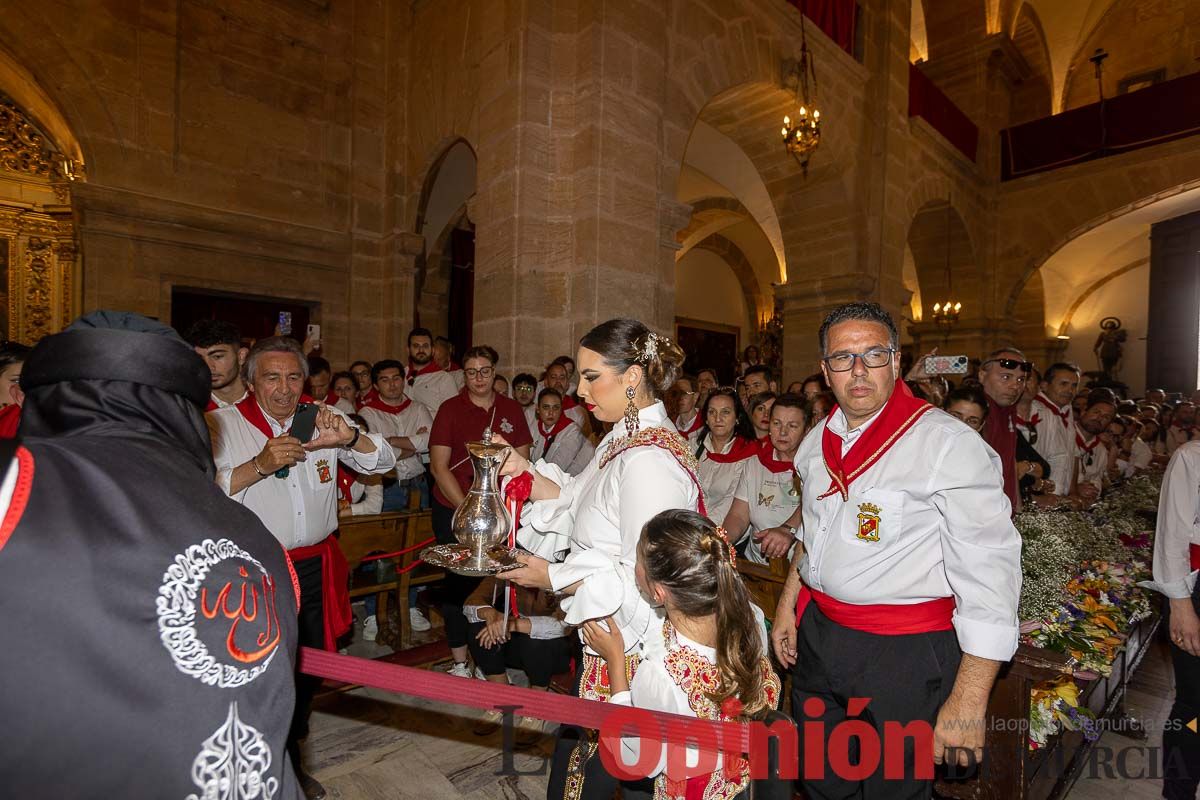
[1093,317,1127,379]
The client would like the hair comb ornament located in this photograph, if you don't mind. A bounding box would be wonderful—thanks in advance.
[636,332,660,363]
[713,525,738,564]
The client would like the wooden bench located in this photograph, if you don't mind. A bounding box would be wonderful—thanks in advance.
[337,509,442,649]
[737,557,791,622]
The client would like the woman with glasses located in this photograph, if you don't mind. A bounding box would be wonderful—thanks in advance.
[693,387,758,525]
[427,345,534,678]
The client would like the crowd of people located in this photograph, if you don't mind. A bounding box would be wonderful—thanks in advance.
[2,302,1198,800]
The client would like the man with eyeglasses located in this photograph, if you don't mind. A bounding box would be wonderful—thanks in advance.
[978,348,1033,514]
[770,302,1020,799]
[429,345,532,678]
[406,327,460,417]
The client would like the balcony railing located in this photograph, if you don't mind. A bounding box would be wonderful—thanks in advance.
[908,63,979,162]
[1001,70,1200,180]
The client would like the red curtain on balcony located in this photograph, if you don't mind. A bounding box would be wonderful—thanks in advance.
[786,0,857,56]
[907,64,979,161]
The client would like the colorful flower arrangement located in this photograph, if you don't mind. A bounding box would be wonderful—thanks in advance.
[1017,473,1162,750]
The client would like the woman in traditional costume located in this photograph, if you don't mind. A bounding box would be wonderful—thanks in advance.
[499,318,703,800]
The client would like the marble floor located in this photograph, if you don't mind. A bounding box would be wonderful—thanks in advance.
[302,608,1181,799]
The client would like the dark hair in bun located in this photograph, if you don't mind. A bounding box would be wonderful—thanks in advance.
[579,318,685,400]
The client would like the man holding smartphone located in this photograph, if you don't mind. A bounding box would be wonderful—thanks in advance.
[208,335,396,800]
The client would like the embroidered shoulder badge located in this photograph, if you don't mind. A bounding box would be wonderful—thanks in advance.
[856,501,881,542]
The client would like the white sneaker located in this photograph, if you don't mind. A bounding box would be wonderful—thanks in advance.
[473,666,487,680]
[362,615,378,642]
[409,607,432,632]
[447,661,473,678]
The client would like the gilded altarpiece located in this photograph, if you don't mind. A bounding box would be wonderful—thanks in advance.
[0,92,80,343]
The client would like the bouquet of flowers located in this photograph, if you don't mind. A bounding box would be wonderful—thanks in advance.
[1029,676,1099,750]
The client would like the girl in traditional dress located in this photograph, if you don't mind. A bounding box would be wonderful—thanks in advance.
[498,318,702,800]
[693,388,758,525]
[582,509,780,800]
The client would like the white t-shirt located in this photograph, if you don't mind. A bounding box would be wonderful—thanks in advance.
[733,449,800,565]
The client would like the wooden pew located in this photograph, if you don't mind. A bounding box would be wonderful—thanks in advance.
[337,510,442,649]
[737,557,791,622]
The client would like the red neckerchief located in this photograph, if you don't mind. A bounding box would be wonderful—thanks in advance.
[446,361,461,372]
[1034,394,1071,428]
[819,380,933,501]
[407,360,442,386]
[757,437,796,474]
[363,395,412,415]
[1015,411,1040,429]
[703,436,759,464]
[323,390,340,406]
[235,394,315,439]
[676,411,704,438]
[1076,429,1101,455]
[537,414,572,445]
[0,403,20,439]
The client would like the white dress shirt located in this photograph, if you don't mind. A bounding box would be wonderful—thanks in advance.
[1148,441,1200,599]
[518,402,700,654]
[733,450,800,565]
[1032,395,1076,496]
[697,436,750,526]
[208,389,248,410]
[530,419,595,476]
[208,403,396,549]
[408,368,460,418]
[358,401,434,481]
[1130,437,1154,471]
[1167,424,1193,455]
[793,406,1021,661]
[348,478,383,516]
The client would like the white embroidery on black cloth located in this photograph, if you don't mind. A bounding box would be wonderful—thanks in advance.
[157,538,281,688]
[186,701,279,800]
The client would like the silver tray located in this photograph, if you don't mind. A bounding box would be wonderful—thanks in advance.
[419,543,524,576]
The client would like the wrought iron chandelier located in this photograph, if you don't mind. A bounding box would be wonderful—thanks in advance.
[931,198,962,328]
[781,13,822,176]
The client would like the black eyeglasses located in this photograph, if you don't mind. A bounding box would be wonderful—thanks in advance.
[983,358,1033,373]
[822,348,895,373]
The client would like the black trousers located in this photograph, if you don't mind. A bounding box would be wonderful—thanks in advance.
[546,657,654,800]
[432,498,482,650]
[1163,582,1200,799]
[288,554,325,764]
[466,623,575,687]
[790,604,961,800]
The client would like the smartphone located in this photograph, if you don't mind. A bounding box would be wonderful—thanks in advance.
[289,402,319,444]
[275,402,319,478]
[277,311,293,337]
[924,354,969,375]
[306,323,321,348]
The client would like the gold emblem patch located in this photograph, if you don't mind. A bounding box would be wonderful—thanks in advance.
[856,501,881,542]
[316,459,333,484]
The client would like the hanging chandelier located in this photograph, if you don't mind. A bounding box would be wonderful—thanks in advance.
[781,13,822,176]
[931,198,962,328]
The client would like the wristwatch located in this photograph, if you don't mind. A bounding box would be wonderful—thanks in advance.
[344,426,361,450]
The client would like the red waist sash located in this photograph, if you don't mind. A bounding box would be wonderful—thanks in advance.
[795,586,955,635]
[287,534,352,651]
[1191,543,1200,571]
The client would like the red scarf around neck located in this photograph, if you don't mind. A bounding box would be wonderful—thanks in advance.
[757,437,796,474]
[819,380,933,501]
[1015,411,1040,429]
[235,394,315,440]
[323,389,340,406]
[1034,394,1071,428]
[363,395,412,415]
[407,359,442,385]
[537,414,572,441]
[1076,429,1101,455]
[703,436,758,464]
[676,411,704,437]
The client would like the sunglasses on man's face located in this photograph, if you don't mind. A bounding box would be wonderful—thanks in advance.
[985,358,1033,373]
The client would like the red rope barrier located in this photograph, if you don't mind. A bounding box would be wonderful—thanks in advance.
[357,537,435,563]
[395,559,425,575]
[299,646,753,751]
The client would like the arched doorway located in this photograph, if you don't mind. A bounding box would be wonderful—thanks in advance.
[0,86,82,343]
[415,139,477,360]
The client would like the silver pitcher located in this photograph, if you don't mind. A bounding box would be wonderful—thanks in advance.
[450,431,513,572]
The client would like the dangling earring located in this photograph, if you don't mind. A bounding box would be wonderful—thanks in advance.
[624,385,639,436]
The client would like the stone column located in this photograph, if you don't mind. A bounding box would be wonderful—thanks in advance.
[777,274,878,380]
